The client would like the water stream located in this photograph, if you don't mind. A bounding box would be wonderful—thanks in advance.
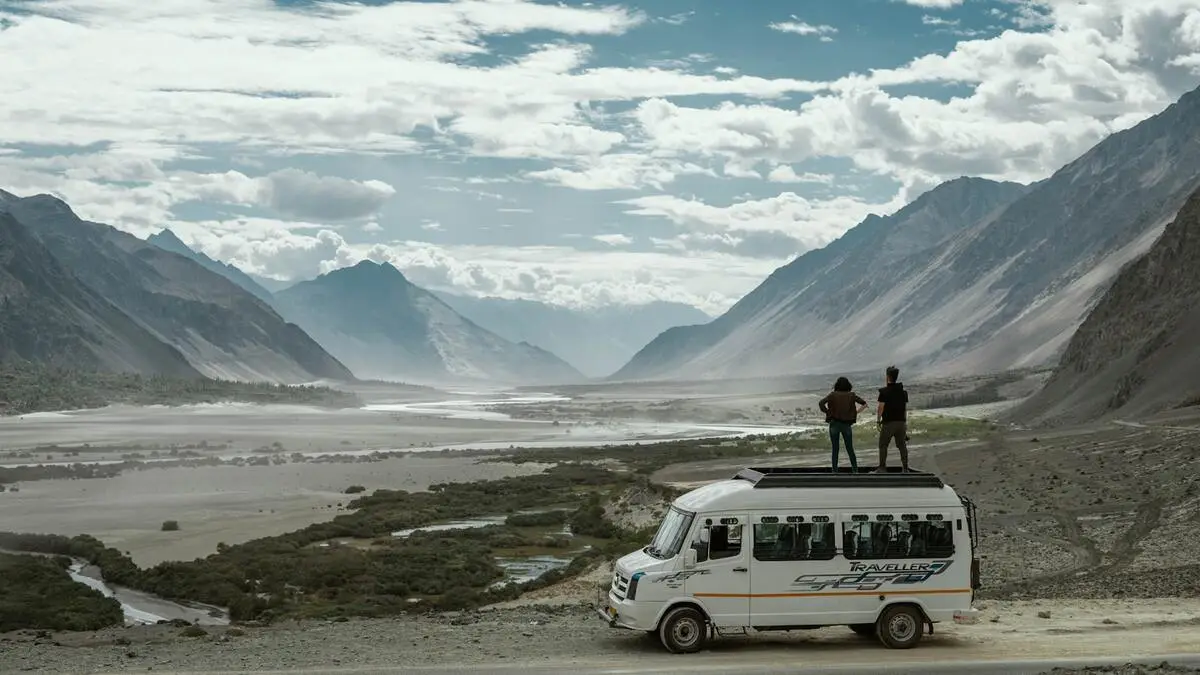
[66,561,229,626]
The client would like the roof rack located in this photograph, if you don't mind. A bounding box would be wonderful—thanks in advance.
[733,466,945,489]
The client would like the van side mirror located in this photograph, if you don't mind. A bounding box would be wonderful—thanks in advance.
[684,548,697,569]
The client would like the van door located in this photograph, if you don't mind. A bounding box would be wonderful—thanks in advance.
[684,514,749,628]
[749,513,840,626]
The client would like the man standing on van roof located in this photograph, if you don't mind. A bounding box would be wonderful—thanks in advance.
[876,365,909,473]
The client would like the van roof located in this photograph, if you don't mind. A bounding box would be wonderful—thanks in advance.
[673,466,963,513]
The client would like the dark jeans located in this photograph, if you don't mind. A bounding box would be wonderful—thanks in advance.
[829,420,858,471]
[879,420,909,470]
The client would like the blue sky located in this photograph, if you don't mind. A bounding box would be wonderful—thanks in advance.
[1,0,1198,313]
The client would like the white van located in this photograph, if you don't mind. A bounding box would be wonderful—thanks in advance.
[596,466,981,653]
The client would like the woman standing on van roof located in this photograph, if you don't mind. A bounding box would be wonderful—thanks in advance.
[818,376,868,473]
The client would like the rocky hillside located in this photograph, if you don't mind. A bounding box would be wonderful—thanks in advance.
[615,83,1200,382]
[614,176,1029,380]
[273,261,584,385]
[434,293,710,378]
[1012,183,1200,425]
[147,229,275,304]
[0,192,355,384]
[0,212,199,376]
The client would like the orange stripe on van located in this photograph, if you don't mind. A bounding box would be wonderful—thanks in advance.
[693,588,972,599]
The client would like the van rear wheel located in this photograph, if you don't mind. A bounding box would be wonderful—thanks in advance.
[876,605,923,649]
[658,606,707,654]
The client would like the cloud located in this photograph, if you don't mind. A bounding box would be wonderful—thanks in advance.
[527,153,715,190]
[0,149,394,225]
[898,0,964,8]
[0,0,828,160]
[769,19,839,40]
[258,169,395,221]
[766,166,835,184]
[5,0,1200,315]
[161,217,780,314]
[593,233,633,246]
[620,191,900,251]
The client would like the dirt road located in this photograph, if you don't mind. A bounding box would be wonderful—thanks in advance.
[4,599,1200,674]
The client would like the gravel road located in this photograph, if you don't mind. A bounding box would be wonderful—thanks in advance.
[3,599,1200,674]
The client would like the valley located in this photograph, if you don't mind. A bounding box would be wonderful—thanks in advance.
[3,29,1200,675]
[0,374,1198,672]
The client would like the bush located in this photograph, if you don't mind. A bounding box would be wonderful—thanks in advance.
[161,520,180,532]
[0,553,123,632]
[344,485,366,495]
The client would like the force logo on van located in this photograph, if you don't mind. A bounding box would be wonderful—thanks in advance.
[790,560,954,592]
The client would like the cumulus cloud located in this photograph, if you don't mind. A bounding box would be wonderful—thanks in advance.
[5,0,1200,311]
[621,191,900,252]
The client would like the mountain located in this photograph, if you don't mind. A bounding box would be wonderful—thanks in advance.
[147,229,275,304]
[1011,183,1200,426]
[0,211,200,376]
[273,260,585,385]
[614,176,1030,380]
[0,192,355,384]
[616,84,1200,382]
[432,292,711,378]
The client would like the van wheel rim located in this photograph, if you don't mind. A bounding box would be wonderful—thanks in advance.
[672,618,700,646]
[888,614,917,642]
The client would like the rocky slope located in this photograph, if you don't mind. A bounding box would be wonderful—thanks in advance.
[146,229,275,304]
[614,176,1029,380]
[615,84,1200,382]
[0,212,199,376]
[0,192,355,384]
[1012,183,1200,426]
[273,261,584,385]
[434,293,710,378]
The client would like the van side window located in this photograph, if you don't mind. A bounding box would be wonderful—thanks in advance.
[842,515,956,560]
[705,523,743,561]
[752,519,836,561]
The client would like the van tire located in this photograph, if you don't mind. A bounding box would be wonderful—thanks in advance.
[849,623,876,636]
[876,605,923,649]
[658,606,707,654]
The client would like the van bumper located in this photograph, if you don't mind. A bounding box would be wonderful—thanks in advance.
[595,590,653,631]
[953,608,981,625]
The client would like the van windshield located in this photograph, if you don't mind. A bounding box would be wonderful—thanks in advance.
[646,507,694,559]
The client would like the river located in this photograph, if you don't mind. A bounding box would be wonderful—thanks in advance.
[67,561,230,626]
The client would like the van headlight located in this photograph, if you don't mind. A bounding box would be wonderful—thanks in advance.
[626,572,645,601]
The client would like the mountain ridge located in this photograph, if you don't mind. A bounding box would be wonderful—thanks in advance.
[0,192,356,384]
[614,83,1200,382]
[273,260,585,385]
[613,175,1031,380]
[0,212,201,376]
[433,291,711,378]
[1011,182,1200,425]
[147,229,276,304]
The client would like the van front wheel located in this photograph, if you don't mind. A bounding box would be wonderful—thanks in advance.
[658,606,707,654]
[876,605,923,649]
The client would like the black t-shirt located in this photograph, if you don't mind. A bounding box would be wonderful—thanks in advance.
[877,383,908,423]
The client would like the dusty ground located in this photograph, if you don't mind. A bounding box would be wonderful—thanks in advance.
[0,456,550,565]
[2,375,1198,672]
[1,599,1198,673]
